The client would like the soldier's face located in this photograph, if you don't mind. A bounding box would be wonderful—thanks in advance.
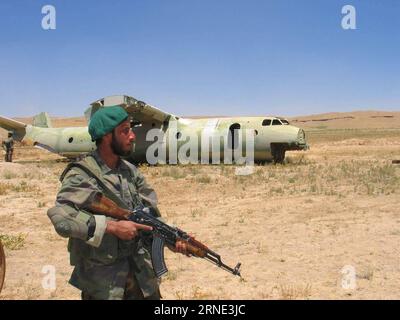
[111,120,136,156]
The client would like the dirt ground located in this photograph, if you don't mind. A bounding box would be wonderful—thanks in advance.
[0,111,399,300]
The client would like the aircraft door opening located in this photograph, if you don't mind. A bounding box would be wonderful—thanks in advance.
[228,123,241,162]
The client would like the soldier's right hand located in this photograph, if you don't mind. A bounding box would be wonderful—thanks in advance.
[106,220,152,240]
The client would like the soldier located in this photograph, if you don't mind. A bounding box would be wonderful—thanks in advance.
[2,132,14,162]
[47,106,188,300]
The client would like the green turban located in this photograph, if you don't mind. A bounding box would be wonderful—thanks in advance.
[88,106,129,140]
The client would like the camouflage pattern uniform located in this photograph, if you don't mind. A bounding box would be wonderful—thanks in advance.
[47,150,161,300]
[2,134,14,162]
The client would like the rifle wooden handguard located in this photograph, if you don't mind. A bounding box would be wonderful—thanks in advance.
[186,243,207,258]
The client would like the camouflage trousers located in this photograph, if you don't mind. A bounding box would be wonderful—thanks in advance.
[4,150,12,162]
[81,268,161,300]
[71,257,161,300]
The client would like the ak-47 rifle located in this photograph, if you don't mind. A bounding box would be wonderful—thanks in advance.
[88,194,242,278]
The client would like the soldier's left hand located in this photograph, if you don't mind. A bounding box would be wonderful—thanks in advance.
[175,239,191,256]
[168,240,191,257]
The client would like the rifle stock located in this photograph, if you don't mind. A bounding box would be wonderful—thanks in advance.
[90,193,131,220]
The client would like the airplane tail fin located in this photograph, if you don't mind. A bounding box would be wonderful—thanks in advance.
[32,112,52,128]
[0,116,27,141]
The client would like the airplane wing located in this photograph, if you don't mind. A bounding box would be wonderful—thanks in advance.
[86,95,177,125]
[125,101,176,123]
[0,115,27,141]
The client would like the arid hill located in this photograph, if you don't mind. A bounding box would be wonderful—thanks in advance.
[1,110,399,140]
[290,111,400,130]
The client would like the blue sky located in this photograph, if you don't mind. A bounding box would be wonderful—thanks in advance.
[0,0,399,118]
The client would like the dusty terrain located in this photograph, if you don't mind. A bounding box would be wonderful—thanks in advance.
[0,110,399,300]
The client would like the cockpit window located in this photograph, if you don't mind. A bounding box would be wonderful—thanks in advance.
[262,119,271,126]
[130,120,142,128]
[281,119,290,125]
[272,119,282,125]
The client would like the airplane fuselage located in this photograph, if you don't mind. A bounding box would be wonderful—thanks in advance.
[0,94,308,163]
[24,125,96,157]
[21,116,307,163]
[132,116,307,163]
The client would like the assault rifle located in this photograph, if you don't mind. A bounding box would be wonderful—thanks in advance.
[88,194,242,278]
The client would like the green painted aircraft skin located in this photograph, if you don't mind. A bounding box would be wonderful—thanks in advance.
[0,95,308,163]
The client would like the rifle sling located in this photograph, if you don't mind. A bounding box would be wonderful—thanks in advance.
[61,159,130,211]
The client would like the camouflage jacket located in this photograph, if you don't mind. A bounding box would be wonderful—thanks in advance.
[47,151,160,299]
[2,138,14,151]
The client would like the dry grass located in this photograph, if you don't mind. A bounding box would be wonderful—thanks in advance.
[0,114,400,300]
[173,286,215,300]
[357,267,375,281]
[195,174,212,184]
[302,125,400,144]
[277,283,312,300]
[37,201,46,208]
[2,171,18,180]
[191,286,214,299]
[162,167,187,179]
[0,233,27,250]
[0,182,10,195]
[215,159,399,198]
[145,156,392,199]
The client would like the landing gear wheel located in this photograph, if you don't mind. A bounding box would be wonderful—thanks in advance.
[0,240,5,294]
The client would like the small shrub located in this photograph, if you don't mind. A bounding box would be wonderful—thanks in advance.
[196,175,211,184]
[0,233,27,250]
[165,270,178,281]
[38,201,46,208]
[11,181,39,194]
[2,171,18,179]
[191,286,212,299]
[0,182,10,195]
[191,208,202,218]
[22,172,35,179]
[162,167,187,179]
[12,181,31,193]
[278,283,312,300]
[357,267,374,281]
